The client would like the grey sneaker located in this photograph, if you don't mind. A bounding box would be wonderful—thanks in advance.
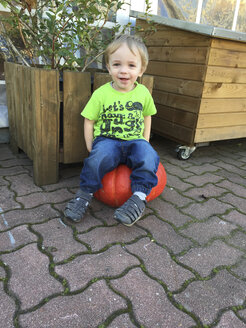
[64,189,92,222]
[114,194,146,226]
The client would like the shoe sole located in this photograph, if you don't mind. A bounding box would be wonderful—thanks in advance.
[114,213,143,227]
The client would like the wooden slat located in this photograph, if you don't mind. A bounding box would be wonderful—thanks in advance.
[153,76,204,97]
[143,28,211,47]
[146,61,206,81]
[202,82,246,98]
[21,66,33,159]
[195,125,246,143]
[197,112,246,128]
[93,72,112,91]
[4,62,18,152]
[156,104,197,128]
[63,71,91,164]
[199,98,246,114]
[153,90,201,114]
[15,65,24,151]
[205,66,246,83]
[152,116,195,145]
[32,68,60,186]
[138,75,154,94]
[211,38,246,52]
[148,46,208,64]
[208,48,246,68]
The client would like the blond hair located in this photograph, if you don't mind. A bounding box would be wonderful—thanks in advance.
[104,34,149,72]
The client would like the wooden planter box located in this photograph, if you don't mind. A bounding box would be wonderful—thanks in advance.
[4,62,153,186]
[134,12,246,148]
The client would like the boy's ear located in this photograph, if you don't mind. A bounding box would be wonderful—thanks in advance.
[138,68,145,77]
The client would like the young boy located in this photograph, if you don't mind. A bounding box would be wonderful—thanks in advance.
[64,34,159,226]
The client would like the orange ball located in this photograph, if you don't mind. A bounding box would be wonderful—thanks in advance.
[94,163,167,207]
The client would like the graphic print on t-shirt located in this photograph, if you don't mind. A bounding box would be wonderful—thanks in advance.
[99,100,144,139]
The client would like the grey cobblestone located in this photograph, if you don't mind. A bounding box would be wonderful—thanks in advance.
[1,137,246,327]
[216,311,246,328]
[178,240,244,277]
[180,216,237,245]
[111,268,196,327]
[2,244,64,310]
[175,270,246,326]
[0,282,16,328]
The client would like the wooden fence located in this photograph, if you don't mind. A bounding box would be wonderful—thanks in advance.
[4,62,153,186]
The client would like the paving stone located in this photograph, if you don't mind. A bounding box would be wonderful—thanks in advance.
[126,238,194,291]
[0,225,37,251]
[42,175,80,191]
[183,173,223,187]
[175,270,246,326]
[221,210,246,229]
[111,267,195,327]
[0,145,17,160]
[0,166,29,176]
[166,174,193,191]
[56,245,139,291]
[217,180,246,198]
[148,198,192,227]
[0,282,16,328]
[0,205,60,231]
[158,186,192,208]
[213,169,246,186]
[185,163,219,175]
[108,314,137,327]
[0,176,9,186]
[227,231,246,251]
[183,184,228,201]
[2,244,63,310]
[230,259,246,279]
[178,240,243,277]
[0,186,21,212]
[216,311,246,328]
[19,280,127,328]
[180,216,237,245]
[239,309,246,321]
[90,203,119,225]
[32,219,88,262]
[164,163,194,178]
[181,198,233,220]
[16,188,74,208]
[77,224,147,252]
[6,173,42,196]
[0,267,5,278]
[219,193,246,214]
[0,157,32,167]
[213,162,246,177]
[138,215,193,254]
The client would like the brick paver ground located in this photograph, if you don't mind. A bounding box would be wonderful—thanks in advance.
[0,135,246,328]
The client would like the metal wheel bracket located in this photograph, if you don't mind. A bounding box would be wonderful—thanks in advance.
[176,145,197,160]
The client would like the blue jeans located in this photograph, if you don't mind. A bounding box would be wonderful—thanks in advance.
[80,137,160,195]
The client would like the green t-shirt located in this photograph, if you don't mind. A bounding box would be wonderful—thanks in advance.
[81,82,157,140]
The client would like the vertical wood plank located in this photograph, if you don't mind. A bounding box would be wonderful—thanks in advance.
[4,62,18,152]
[139,75,154,94]
[63,71,91,164]
[32,68,60,186]
[93,72,111,91]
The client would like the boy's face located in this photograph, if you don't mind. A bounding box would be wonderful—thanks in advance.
[107,42,144,93]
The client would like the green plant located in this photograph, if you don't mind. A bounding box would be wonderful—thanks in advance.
[0,0,153,71]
